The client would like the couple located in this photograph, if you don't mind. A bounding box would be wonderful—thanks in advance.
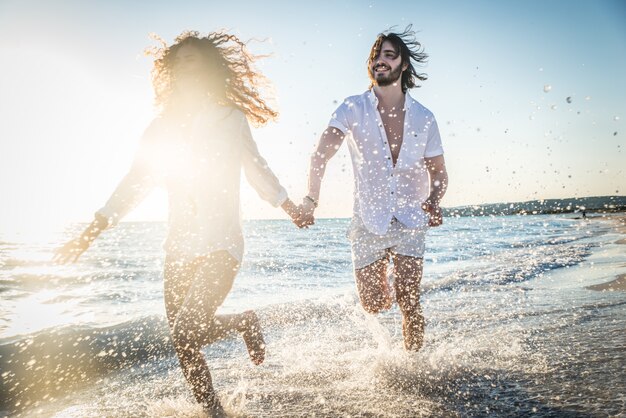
[55,26,448,414]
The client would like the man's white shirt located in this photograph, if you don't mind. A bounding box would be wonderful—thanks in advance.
[329,90,444,235]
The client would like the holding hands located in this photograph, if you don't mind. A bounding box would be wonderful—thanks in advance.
[281,196,317,229]
[296,196,316,228]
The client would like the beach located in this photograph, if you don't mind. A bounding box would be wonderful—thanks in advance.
[1,212,625,417]
[586,214,626,292]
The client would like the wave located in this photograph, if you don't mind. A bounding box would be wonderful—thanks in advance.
[0,315,172,413]
[0,294,367,413]
[423,242,592,293]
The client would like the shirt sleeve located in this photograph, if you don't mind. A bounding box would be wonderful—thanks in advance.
[328,100,351,134]
[96,121,158,227]
[239,114,288,207]
[424,116,444,158]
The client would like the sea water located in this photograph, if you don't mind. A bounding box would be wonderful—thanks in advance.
[1,214,624,417]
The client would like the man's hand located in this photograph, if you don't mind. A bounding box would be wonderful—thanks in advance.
[53,237,90,264]
[422,200,443,227]
[282,198,312,229]
[296,197,316,228]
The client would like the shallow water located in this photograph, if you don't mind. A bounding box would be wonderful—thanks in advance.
[1,214,624,417]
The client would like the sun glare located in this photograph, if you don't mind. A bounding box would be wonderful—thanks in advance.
[1,289,92,338]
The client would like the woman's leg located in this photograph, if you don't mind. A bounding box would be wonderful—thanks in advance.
[189,253,266,364]
[164,251,238,407]
[163,251,264,409]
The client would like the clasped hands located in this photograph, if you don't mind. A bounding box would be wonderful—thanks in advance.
[288,198,315,229]
[284,197,316,229]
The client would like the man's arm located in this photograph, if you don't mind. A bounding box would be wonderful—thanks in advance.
[299,127,346,225]
[422,155,448,227]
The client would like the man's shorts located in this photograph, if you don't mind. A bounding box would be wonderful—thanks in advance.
[347,216,427,270]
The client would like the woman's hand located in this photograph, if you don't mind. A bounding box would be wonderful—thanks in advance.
[296,197,316,228]
[53,237,90,264]
[53,214,108,264]
[281,198,307,228]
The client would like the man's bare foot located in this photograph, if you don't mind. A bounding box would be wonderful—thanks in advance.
[402,311,425,351]
[240,310,265,365]
[202,394,227,418]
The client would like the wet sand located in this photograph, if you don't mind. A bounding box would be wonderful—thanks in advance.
[586,213,626,292]
[586,273,626,291]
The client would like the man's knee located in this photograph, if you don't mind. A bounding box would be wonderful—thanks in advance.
[359,291,392,314]
[355,258,391,314]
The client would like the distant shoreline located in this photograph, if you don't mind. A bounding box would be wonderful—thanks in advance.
[442,195,626,218]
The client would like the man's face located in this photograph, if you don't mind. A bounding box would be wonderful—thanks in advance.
[369,40,406,87]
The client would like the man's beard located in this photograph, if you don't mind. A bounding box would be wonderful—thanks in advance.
[371,63,403,87]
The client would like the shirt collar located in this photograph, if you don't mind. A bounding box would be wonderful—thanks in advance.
[367,89,414,111]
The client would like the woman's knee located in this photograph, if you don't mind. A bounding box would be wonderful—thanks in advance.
[171,318,202,350]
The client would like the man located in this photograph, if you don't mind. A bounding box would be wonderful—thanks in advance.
[298,26,448,351]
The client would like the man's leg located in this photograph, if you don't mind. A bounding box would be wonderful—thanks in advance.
[355,256,393,314]
[392,254,425,351]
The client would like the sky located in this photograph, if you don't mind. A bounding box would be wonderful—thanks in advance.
[0,0,624,233]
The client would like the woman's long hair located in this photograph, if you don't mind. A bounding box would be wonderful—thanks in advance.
[146,30,278,127]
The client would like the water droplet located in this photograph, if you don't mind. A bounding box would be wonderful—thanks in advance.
[566,96,572,104]
[614,132,618,136]
[551,105,557,110]
[543,85,552,93]
[585,96,591,100]
[615,116,620,121]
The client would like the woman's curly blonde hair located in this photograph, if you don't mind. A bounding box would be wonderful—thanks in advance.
[146,30,278,127]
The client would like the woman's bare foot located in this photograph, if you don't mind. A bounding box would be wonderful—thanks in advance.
[240,310,265,365]
[402,311,425,351]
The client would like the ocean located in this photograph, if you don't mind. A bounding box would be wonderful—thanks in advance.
[1,214,625,417]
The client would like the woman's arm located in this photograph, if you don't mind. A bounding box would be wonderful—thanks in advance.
[238,114,307,227]
[53,213,109,264]
[53,122,158,263]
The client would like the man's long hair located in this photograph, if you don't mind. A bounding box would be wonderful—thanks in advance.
[367,25,428,92]
[146,30,277,127]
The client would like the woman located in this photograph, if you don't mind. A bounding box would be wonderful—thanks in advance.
[54,30,303,414]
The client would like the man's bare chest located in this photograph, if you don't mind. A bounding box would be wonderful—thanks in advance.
[380,109,406,165]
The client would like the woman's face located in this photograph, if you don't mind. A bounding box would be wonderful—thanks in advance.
[171,44,211,94]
